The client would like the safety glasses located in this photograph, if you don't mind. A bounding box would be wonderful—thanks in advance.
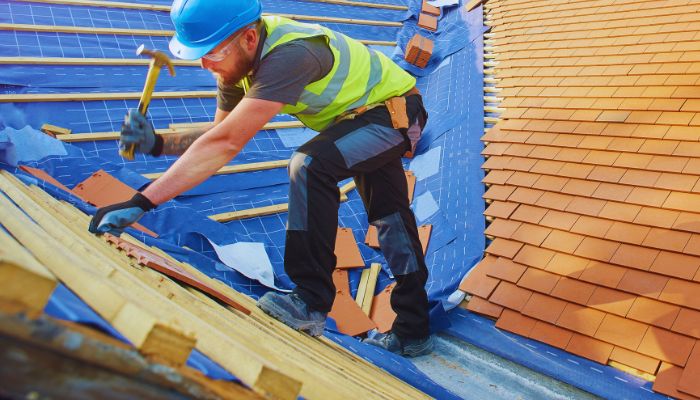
[201,24,255,62]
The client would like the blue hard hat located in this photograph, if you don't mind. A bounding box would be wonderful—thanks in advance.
[169,0,263,60]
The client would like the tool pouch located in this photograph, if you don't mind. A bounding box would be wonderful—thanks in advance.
[385,88,426,158]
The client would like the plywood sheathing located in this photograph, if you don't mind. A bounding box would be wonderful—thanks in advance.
[464,0,700,397]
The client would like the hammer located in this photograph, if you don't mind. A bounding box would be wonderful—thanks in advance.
[120,45,176,160]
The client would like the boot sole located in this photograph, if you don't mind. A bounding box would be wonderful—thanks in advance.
[257,297,325,337]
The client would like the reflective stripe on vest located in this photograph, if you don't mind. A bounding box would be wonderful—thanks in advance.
[249,16,416,131]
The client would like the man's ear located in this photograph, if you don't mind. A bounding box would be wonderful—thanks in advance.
[241,28,258,52]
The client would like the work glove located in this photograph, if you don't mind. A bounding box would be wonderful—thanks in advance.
[88,192,156,236]
[120,109,163,156]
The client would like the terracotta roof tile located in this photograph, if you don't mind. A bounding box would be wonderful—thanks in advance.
[586,283,636,315]
[484,185,517,201]
[490,282,534,312]
[539,209,580,230]
[568,215,610,237]
[672,308,700,339]
[595,314,649,350]
[565,334,614,365]
[664,192,700,213]
[619,169,662,187]
[592,182,634,202]
[673,212,700,234]
[511,223,553,246]
[521,293,568,323]
[485,218,522,239]
[508,187,545,204]
[597,200,642,222]
[465,296,504,319]
[518,268,561,294]
[627,296,682,330]
[685,235,700,257]
[530,160,566,175]
[649,155,690,173]
[483,170,515,185]
[656,172,698,192]
[535,191,575,211]
[566,197,606,215]
[558,163,595,179]
[650,251,700,280]
[485,201,520,219]
[513,245,557,269]
[626,186,671,208]
[545,252,590,278]
[529,321,573,349]
[541,230,586,253]
[610,244,660,270]
[588,166,627,183]
[653,362,700,400]
[560,179,600,197]
[639,139,681,155]
[495,309,538,337]
[510,204,548,224]
[557,303,606,337]
[507,171,541,187]
[678,343,700,398]
[637,207,681,229]
[659,279,700,310]
[607,137,646,152]
[459,257,500,299]
[609,347,661,375]
[486,257,529,283]
[487,238,525,258]
[604,221,651,245]
[618,268,669,298]
[533,175,569,192]
[613,152,653,169]
[575,236,621,262]
[643,227,692,252]
[639,327,696,366]
[550,277,597,305]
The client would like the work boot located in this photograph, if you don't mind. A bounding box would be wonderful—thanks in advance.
[257,292,327,337]
[363,332,434,357]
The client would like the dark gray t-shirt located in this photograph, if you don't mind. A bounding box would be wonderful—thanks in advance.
[216,36,334,111]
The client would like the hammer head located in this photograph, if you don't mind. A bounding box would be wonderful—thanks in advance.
[136,44,176,76]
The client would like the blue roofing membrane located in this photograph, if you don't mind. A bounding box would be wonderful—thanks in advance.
[0,0,669,398]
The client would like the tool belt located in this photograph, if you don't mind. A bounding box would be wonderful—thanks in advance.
[335,87,425,158]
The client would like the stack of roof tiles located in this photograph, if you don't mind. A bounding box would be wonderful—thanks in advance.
[460,0,700,398]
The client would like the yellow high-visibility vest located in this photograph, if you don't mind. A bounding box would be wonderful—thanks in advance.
[243,16,416,131]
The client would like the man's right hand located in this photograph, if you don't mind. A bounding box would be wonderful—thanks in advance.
[120,109,163,156]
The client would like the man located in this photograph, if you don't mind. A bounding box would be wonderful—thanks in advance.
[89,0,433,357]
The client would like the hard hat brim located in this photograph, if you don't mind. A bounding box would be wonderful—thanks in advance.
[169,35,218,60]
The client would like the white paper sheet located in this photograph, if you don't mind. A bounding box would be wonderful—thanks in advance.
[207,240,290,291]
[409,146,442,181]
[412,190,439,222]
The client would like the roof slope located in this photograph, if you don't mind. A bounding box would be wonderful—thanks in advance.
[0,170,429,400]
[460,0,700,398]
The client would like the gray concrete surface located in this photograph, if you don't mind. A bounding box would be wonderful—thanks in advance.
[411,334,602,400]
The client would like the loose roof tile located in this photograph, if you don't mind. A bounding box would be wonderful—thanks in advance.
[609,347,661,375]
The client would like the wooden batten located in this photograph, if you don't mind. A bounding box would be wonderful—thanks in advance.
[0,228,57,314]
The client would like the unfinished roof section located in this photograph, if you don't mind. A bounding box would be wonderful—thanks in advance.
[461,0,700,398]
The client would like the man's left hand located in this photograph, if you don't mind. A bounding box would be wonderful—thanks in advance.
[88,193,157,236]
